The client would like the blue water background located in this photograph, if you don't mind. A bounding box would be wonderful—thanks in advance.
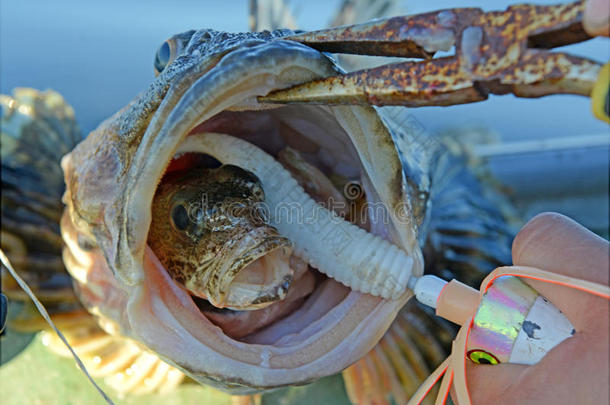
[1,0,608,139]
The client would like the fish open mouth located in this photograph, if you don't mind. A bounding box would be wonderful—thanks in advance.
[61,37,422,393]
[152,100,391,341]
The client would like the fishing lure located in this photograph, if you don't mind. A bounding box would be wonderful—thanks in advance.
[408,267,610,404]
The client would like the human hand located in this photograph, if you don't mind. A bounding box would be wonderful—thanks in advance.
[463,212,609,405]
[584,0,610,37]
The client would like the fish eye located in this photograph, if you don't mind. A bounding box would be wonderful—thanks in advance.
[154,41,171,76]
[153,31,194,76]
[171,204,190,231]
[467,349,500,365]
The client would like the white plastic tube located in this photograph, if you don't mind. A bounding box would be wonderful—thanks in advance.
[176,132,416,299]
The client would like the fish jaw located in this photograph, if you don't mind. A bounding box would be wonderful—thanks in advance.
[60,30,422,392]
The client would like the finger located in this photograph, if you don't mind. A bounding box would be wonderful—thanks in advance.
[512,212,609,284]
[465,214,609,403]
[465,330,609,405]
[584,0,610,37]
[511,212,609,329]
[464,361,526,405]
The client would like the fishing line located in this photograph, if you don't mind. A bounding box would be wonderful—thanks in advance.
[0,249,115,405]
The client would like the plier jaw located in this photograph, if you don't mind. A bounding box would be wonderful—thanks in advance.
[260,0,605,111]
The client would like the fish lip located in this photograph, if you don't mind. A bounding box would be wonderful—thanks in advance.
[211,230,293,309]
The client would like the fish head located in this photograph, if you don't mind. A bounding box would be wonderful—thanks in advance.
[149,165,294,310]
[60,28,423,393]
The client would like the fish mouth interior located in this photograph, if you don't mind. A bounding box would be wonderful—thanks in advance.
[147,101,387,345]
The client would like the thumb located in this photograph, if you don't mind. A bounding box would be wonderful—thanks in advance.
[584,0,610,37]
[511,212,609,330]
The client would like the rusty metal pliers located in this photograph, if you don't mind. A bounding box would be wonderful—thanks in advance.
[260,0,609,123]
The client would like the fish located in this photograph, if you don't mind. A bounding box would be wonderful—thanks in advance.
[1,89,82,319]
[1,28,514,403]
[148,165,294,310]
[58,28,423,393]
